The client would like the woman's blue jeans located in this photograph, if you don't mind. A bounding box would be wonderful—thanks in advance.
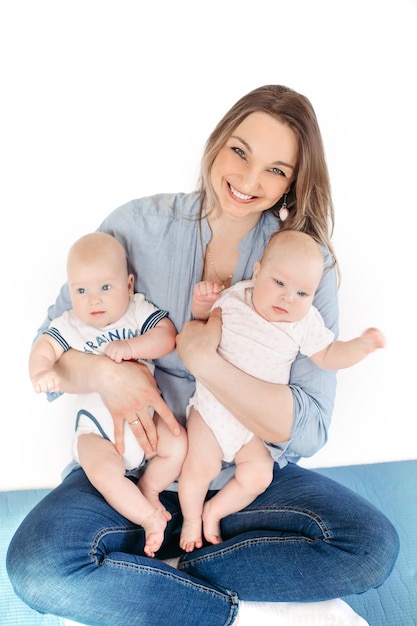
[7,463,399,626]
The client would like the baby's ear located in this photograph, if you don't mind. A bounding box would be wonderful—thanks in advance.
[128,273,135,295]
[252,261,261,280]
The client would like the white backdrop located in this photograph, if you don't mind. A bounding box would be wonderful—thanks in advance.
[1,0,416,490]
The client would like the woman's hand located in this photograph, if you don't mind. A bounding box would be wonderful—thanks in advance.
[55,350,181,456]
[176,307,223,377]
[98,359,181,456]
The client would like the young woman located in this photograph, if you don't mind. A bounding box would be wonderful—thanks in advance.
[7,85,399,626]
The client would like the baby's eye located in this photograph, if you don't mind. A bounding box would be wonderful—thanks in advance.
[77,288,86,294]
[297,291,308,297]
[101,284,111,292]
[275,279,284,287]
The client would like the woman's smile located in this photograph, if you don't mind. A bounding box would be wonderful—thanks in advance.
[210,111,298,220]
[227,182,256,202]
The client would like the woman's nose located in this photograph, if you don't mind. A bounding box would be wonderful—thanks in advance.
[240,167,261,194]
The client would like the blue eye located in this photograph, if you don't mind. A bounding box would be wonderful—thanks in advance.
[297,291,307,297]
[101,284,111,292]
[270,167,285,176]
[275,279,284,287]
[78,288,85,294]
[232,146,246,159]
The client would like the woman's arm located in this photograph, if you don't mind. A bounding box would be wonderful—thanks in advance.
[176,308,294,442]
[53,349,181,455]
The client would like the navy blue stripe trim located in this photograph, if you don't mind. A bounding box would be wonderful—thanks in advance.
[44,327,71,352]
[75,409,111,441]
[141,309,169,334]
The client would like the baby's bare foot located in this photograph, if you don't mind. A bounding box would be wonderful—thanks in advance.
[180,518,203,552]
[202,500,223,545]
[142,508,168,558]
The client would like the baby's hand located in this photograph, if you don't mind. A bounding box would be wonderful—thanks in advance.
[361,327,386,353]
[104,340,133,363]
[193,281,222,304]
[31,371,61,394]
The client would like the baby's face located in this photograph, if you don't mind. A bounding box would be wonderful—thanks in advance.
[68,256,133,328]
[251,244,322,323]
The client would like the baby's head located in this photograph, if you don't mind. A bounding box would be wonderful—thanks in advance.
[67,232,134,328]
[252,230,324,323]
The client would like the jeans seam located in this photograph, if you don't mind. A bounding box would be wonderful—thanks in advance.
[88,525,239,620]
[88,525,139,561]
[108,558,237,599]
[103,558,239,624]
[181,506,332,568]
[240,505,332,539]
[182,536,316,569]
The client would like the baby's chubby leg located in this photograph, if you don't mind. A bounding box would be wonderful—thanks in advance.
[178,409,223,552]
[139,414,188,517]
[77,433,168,558]
[202,435,274,545]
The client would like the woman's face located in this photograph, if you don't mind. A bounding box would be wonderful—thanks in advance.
[210,112,298,221]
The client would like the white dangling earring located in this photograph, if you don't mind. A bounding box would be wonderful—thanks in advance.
[279,194,289,221]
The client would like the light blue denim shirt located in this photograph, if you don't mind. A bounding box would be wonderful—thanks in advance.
[39,192,339,483]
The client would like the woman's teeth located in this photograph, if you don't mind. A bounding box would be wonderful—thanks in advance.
[229,184,253,201]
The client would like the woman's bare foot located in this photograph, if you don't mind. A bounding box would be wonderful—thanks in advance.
[142,508,168,558]
[180,518,204,552]
[202,500,223,545]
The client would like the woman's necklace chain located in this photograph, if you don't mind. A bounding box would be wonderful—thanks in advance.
[206,248,233,292]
